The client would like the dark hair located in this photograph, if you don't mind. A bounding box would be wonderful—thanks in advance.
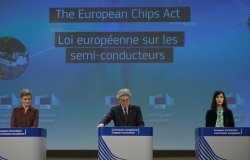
[210,90,228,110]
[20,89,32,98]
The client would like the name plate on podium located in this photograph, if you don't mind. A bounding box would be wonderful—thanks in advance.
[0,128,47,160]
[195,127,250,160]
[98,127,153,160]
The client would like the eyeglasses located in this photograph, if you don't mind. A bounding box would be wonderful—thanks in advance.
[120,99,129,103]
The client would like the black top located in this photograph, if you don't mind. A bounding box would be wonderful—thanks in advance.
[206,109,235,127]
[10,105,39,128]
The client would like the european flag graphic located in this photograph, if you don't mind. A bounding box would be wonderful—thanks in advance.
[149,93,174,109]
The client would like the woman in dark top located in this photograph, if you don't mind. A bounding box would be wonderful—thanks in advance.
[206,90,235,127]
[10,89,39,128]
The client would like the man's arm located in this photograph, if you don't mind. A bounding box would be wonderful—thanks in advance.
[136,107,145,126]
[97,108,114,128]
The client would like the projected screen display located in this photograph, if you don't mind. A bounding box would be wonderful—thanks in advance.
[0,0,249,150]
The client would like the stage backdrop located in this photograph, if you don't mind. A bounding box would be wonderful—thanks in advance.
[0,0,249,150]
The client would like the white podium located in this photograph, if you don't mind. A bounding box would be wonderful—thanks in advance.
[0,128,47,160]
[98,127,153,160]
[195,127,250,160]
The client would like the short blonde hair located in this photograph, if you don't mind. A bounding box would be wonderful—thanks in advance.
[20,89,32,98]
[117,88,132,99]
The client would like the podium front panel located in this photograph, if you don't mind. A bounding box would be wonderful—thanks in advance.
[98,127,153,160]
[195,127,250,160]
[0,128,47,160]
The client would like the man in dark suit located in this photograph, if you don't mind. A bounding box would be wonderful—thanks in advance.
[97,88,145,128]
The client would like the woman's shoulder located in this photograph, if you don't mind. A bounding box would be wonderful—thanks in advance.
[13,106,22,110]
[224,108,233,113]
[206,109,216,115]
[206,109,214,112]
[30,106,39,111]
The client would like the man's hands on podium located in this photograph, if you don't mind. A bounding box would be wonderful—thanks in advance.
[97,123,104,130]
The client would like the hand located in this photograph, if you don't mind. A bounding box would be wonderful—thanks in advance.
[96,123,104,130]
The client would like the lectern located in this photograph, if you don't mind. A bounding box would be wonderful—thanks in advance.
[195,127,250,160]
[98,127,153,160]
[0,128,47,160]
